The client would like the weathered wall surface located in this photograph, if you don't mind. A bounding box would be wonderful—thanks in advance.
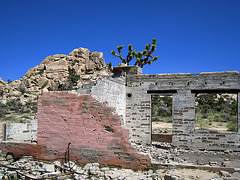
[171,90,240,151]
[77,77,126,125]
[37,92,150,168]
[125,71,240,150]
[125,81,152,146]
[3,120,37,143]
[1,68,239,163]
[77,70,240,150]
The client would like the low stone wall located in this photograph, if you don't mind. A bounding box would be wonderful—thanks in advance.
[173,130,240,151]
[37,92,150,168]
[3,120,37,143]
[151,134,172,143]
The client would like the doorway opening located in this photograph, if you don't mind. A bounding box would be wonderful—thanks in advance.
[151,94,173,143]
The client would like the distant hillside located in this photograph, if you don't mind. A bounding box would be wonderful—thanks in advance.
[0,47,112,122]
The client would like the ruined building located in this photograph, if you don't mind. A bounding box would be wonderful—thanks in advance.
[0,65,239,168]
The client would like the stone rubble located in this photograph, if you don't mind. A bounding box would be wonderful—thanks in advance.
[134,141,240,169]
[0,149,239,180]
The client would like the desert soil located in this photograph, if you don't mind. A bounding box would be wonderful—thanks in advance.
[152,121,233,133]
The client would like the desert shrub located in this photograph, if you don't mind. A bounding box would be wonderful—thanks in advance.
[152,95,172,122]
[195,93,238,132]
[227,123,238,132]
[18,85,26,94]
[23,101,37,113]
[156,106,171,117]
[30,102,37,113]
[19,108,31,113]
[230,99,237,115]
[5,99,24,113]
[1,103,7,108]
[196,94,215,113]
[196,118,210,129]
[0,103,7,118]
[219,113,227,120]
[68,67,80,85]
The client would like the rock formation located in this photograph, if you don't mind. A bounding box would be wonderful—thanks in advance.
[0,47,112,121]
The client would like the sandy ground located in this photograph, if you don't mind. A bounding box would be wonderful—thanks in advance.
[153,122,172,129]
[152,121,233,133]
[157,168,221,180]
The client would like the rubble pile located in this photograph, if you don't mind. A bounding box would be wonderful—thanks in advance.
[0,156,159,180]
[134,142,240,168]
[1,156,239,180]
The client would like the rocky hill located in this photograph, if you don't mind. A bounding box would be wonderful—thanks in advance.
[0,47,112,122]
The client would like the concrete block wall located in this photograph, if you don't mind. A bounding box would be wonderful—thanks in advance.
[239,92,240,132]
[126,71,240,91]
[125,71,240,150]
[78,77,126,125]
[175,130,240,150]
[3,120,37,143]
[172,91,240,151]
[37,92,150,168]
[37,70,239,151]
[113,66,142,77]
[76,69,240,150]
[125,81,152,146]
[172,90,195,135]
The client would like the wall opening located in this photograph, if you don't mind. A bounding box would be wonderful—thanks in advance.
[195,92,238,133]
[151,94,173,143]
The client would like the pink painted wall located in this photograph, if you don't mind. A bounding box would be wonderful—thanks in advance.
[38,92,150,168]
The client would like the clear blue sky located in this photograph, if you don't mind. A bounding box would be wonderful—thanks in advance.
[0,0,239,81]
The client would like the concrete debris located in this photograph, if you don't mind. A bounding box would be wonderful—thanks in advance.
[0,153,238,180]
[134,141,240,169]
[220,170,231,177]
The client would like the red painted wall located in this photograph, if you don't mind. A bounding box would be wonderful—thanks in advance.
[37,92,150,168]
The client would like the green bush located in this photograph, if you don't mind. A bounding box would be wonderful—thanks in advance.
[196,118,210,129]
[67,67,80,90]
[195,93,238,132]
[151,95,172,122]
[18,85,26,94]
[227,123,238,132]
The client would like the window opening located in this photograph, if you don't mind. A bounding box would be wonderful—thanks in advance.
[195,93,238,133]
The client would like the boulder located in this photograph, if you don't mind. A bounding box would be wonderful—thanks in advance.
[0,47,111,122]
[38,77,48,89]
[85,62,95,73]
[11,90,22,97]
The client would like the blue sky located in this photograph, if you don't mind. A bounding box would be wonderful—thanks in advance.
[0,0,239,81]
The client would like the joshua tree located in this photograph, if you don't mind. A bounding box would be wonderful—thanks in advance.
[111,39,159,68]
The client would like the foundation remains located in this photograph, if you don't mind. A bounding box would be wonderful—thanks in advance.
[0,66,239,168]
